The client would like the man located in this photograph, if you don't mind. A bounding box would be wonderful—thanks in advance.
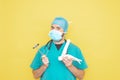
[30,17,88,80]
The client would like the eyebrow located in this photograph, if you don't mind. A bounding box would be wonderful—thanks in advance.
[51,26,54,28]
[51,25,61,28]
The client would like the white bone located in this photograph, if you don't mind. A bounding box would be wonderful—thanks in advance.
[62,39,71,56]
[58,39,82,64]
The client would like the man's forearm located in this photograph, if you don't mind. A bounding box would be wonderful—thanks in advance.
[32,65,48,79]
[67,65,85,80]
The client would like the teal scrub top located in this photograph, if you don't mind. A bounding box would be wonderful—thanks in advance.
[30,41,88,80]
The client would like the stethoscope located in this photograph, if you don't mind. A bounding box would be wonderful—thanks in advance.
[33,40,52,57]
[33,40,82,64]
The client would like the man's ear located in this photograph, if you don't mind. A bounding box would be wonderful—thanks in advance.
[62,33,65,37]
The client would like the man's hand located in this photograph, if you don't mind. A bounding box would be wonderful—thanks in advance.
[62,56,73,67]
[62,55,85,80]
[32,55,49,79]
[42,55,49,67]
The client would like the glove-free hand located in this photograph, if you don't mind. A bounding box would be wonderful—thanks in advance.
[62,55,73,67]
[42,55,49,67]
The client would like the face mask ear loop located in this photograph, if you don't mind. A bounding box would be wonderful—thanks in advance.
[63,32,67,34]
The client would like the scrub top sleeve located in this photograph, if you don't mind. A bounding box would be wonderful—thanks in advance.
[73,48,88,70]
[30,50,43,70]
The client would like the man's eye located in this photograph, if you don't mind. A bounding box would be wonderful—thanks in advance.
[56,27,60,30]
[51,26,54,29]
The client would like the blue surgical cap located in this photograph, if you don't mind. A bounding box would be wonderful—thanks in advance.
[51,17,68,32]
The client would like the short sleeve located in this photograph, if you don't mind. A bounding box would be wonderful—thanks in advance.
[30,49,43,70]
[73,47,88,70]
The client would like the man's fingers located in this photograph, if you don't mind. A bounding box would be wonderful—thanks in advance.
[42,55,49,65]
[62,56,73,63]
[62,55,73,67]
[63,56,73,61]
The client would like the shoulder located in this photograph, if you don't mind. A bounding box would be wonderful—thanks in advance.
[38,40,52,50]
[69,42,80,50]
[68,42,82,55]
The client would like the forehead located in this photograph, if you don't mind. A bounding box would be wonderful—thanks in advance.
[51,24,64,31]
[52,24,61,28]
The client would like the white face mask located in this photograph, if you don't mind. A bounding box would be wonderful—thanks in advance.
[48,30,63,42]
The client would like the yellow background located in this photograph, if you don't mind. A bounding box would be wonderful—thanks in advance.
[0,0,120,80]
